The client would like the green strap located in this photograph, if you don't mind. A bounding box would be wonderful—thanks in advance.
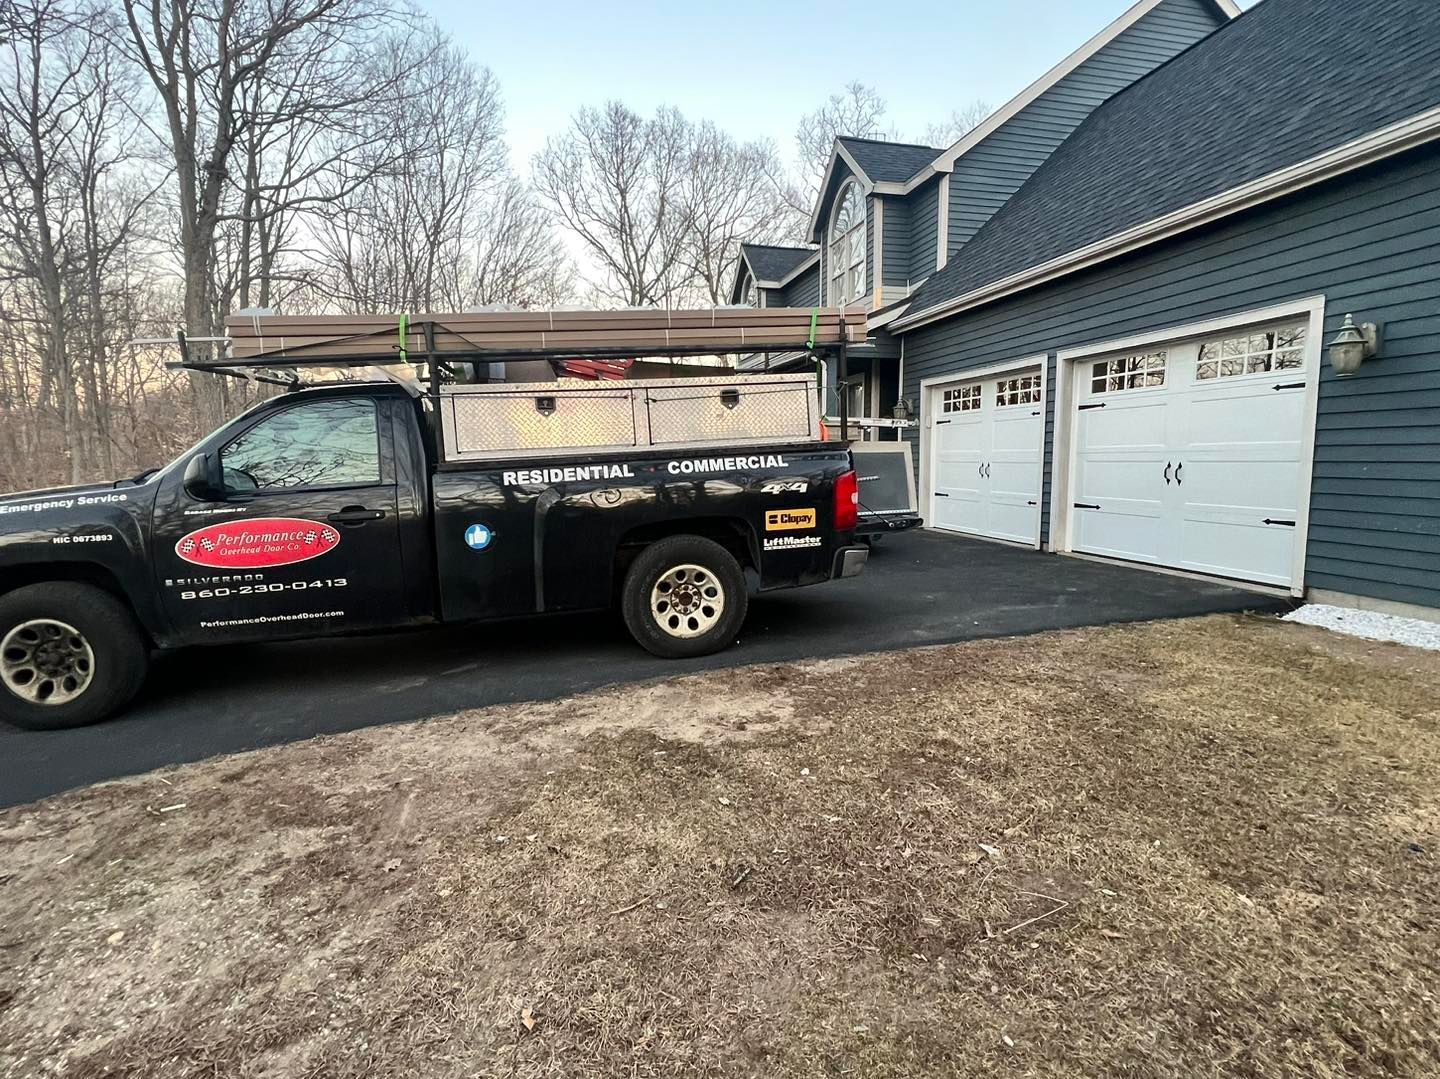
[805,306,819,352]
[397,313,409,363]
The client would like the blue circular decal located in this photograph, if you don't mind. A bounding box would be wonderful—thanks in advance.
[464,523,493,551]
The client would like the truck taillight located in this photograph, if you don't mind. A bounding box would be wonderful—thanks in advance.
[834,470,858,531]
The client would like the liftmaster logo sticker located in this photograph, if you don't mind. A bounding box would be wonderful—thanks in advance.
[175,517,340,569]
[765,508,817,532]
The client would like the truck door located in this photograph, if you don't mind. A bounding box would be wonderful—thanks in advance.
[152,396,408,643]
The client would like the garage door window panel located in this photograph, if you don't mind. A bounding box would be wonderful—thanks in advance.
[997,375,1042,407]
[1197,323,1306,381]
[943,385,982,413]
[1091,351,1166,394]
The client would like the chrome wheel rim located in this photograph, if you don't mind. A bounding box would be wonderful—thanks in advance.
[650,564,725,639]
[1,619,95,706]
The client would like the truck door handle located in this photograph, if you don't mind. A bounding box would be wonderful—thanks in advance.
[327,506,386,525]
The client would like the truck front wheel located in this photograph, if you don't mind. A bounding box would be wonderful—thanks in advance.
[0,583,150,730]
[621,535,749,659]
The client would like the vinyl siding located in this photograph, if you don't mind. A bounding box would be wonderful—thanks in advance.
[781,262,821,308]
[865,197,876,300]
[908,178,940,285]
[945,0,1223,255]
[899,144,1440,610]
[880,196,911,293]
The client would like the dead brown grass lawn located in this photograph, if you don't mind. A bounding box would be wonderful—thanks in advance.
[1,613,1438,1078]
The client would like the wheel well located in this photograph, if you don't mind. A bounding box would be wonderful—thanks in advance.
[0,562,134,608]
[613,517,758,584]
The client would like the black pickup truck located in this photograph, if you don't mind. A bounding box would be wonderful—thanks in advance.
[0,380,866,730]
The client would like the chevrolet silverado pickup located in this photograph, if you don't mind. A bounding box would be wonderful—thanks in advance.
[0,375,866,729]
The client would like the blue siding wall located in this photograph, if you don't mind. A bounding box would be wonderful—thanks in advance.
[880,196,911,291]
[781,262,821,308]
[908,178,940,285]
[945,0,1222,255]
[900,146,1440,610]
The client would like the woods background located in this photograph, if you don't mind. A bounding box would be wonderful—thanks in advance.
[0,0,984,492]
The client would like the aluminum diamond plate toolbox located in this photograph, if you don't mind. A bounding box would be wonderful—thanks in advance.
[439,375,819,462]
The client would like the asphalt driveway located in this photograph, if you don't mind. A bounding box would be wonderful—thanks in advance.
[0,531,1289,807]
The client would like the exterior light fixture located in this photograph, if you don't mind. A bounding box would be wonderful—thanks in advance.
[892,398,913,420]
[1327,313,1380,375]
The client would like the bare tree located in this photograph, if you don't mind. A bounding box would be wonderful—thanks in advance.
[532,101,690,307]
[921,100,991,149]
[118,0,412,426]
[309,33,571,313]
[677,123,798,305]
[792,82,893,212]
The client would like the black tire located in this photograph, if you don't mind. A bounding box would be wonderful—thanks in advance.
[0,583,150,731]
[621,535,749,659]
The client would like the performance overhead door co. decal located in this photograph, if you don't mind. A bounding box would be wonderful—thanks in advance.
[175,517,341,569]
[765,508,817,532]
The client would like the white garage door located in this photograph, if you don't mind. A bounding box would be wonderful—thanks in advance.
[930,369,1044,545]
[1070,318,1311,587]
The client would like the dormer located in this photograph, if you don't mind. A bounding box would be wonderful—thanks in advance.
[728,243,820,309]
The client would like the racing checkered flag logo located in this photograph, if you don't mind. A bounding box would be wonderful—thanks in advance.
[179,539,197,555]
[303,529,318,544]
[200,538,217,553]
[321,528,338,546]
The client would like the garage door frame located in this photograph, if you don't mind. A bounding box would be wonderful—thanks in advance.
[919,355,1048,550]
[1049,295,1326,595]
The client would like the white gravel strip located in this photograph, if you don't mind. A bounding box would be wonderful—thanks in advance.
[1283,603,1440,652]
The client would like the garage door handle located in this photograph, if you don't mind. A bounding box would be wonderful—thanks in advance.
[1074,502,1100,510]
[1175,462,1183,486]
[935,492,950,498]
[1262,518,1296,526]
[984,463,991,478]
[1078,402,1106,411]
[1164,461,1172,485]
[1273,381,1305,391]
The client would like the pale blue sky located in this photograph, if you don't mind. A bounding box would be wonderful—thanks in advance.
[421,0,1254,174]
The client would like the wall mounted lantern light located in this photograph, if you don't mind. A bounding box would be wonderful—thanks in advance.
[1327,313,1380,375]
[892,398,914,420]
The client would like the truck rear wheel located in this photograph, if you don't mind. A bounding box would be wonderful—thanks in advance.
[0,583,149,730]
[621,535,748,659]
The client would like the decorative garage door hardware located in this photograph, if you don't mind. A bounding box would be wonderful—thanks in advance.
[1077,402,1106,410]
[1262,518,1297,526]
[976,463,993,478]
[1273,381,1306,391]
[1074,502,1101,509]
[1163,462,1185,485]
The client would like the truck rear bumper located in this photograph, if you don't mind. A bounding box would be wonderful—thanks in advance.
[833,545,869,579]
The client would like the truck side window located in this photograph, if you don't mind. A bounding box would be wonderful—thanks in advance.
[221,399,381,492]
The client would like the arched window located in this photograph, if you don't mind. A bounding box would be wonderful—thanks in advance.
[828,181,866,305]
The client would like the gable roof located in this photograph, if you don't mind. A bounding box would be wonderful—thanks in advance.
[835,137,942,185]
[740,243,818,286]
[894,0,1440,331]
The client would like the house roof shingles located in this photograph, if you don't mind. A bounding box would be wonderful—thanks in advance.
[837,137,942,185]
[904,0,1440,321]
[740,243,816,284]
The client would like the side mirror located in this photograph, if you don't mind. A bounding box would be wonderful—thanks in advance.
[183,452,225,501]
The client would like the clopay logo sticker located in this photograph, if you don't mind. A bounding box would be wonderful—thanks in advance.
[175,517,340,569]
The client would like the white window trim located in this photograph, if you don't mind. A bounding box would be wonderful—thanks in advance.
[919,356,1049,551]
[828,180,867,307]
[936,174,950,271]
[1047,295,1326,596]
